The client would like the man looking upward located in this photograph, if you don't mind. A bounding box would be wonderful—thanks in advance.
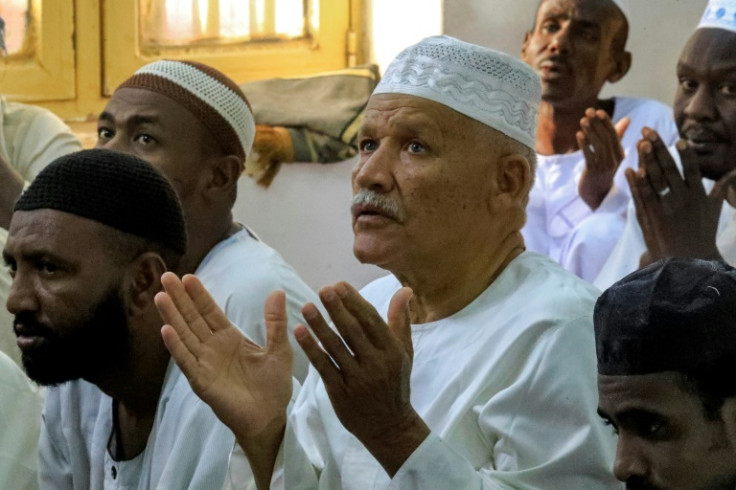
[156,36,618,489]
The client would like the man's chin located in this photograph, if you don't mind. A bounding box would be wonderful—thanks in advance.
[21,354,80,386]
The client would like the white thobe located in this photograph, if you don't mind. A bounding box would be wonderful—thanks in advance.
[195,227,320,382]
[39,361,236,489]
[523,97,678,281]
[0,350,43,490]
[227,252,618,489]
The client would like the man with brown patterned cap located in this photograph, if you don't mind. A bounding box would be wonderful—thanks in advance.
[96,60,317,381]
[4,149,239,488]
[596,258,736,489]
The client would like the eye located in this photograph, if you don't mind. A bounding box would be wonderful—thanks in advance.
[36,260,58,277]
[97,127,114,140]
[359,138,378,152]
[602,418,619,435]
[135,134,155,145]
[542,21,559,34]
[719,82,736,96]
[679,77,697,94]
[3,259,16,279]
[407,141,426,154]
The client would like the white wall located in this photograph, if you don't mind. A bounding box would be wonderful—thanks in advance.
[444,0,708,105]
[369,0,444,72]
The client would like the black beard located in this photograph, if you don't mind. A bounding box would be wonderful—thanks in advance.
[625,477,661,490]
[14,287,130,386]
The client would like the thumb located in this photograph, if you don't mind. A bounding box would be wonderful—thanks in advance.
[615,116,631,141]
[710,168,736,203]
[387,287,414,358]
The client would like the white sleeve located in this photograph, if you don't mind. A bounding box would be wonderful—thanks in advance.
[38,412,74,489]
[389,321,617,490]
[5,104,82,182]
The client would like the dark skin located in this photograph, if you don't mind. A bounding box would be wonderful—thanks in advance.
[97,88,244,275]
[598,372,736,489]
[522,0,632,209]
[627,29,736,266]
[4,210,171,459]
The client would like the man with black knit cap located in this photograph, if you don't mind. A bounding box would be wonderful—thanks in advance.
[96,60,316,381]
[3,149,239,488]
[596,258,736,489]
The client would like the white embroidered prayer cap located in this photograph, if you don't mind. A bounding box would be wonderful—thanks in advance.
[118,60,256,161]
[698,0,736,32]
[373,35,541,149]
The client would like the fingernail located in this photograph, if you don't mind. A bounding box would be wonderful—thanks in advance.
[335,283,349,298]
[676,139,688,151]
[642,142,652,154]
[647,131,658,142]
[303,306,318,320]
[294,326,308,341]
[321,288,337,301]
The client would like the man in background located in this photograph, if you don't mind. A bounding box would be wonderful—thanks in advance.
[96,60,317,380]
[521,0,678,281]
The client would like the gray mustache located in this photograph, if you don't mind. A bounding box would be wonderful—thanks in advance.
[352,189,404,221]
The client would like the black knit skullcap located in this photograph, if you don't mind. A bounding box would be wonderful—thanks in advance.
[14,149,187,255]
[595,258,736,376]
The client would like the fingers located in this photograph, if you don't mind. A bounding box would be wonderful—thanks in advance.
[301,300,357,372]
[294,323,342,386]
[160,323,202,384]
[676,139,706,194]
[158,272,215,345]
[264,290,291,354]
[644,129,685,194]
[330,282,392,348]
[386,287,413,358]
[711,167,736,202]
[626,167,661,259]
[181,274,233,333]
[579,109,624,173]
[614,116,631,141]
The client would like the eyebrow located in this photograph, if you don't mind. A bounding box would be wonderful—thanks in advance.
[98,111,161,127]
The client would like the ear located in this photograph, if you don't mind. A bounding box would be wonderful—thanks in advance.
[607,50,632,84]
[495,153,532,205]
[204,154,243,201]
[521,31,532,59]
[124,252,167,316]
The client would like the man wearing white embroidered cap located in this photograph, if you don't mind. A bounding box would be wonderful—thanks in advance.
[521,0,679,281]
[96,60,317,381]
[155,36,618,489]
[595,0,736,289]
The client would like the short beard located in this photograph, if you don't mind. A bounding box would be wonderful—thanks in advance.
[15,287,130,386]
[626,473,736,490]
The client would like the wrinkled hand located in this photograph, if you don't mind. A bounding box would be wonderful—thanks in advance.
[626,128,736,267]
[155,273,293,487]
[578,109,631,210]
[295,282,429,477]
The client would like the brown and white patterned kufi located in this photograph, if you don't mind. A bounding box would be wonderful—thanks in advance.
[118,60,255,161]
[373,35,541,149]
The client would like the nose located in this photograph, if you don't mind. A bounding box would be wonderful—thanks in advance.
[352,143,395,194]
[612,435,649,482]
[683,86,718,122]
[548,25,571,55]
[6,270,39,316]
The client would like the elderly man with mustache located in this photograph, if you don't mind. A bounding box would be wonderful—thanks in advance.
[155,35,618,489]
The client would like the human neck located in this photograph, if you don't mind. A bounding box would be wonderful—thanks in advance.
[536,98,613,155]
[392,230,525,324]
[177,211,239,275]
[93,315,171,460]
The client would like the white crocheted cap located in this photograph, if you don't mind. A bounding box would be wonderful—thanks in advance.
[698,0,736,33]
[373,35,541,149]
[119,60,255,161]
